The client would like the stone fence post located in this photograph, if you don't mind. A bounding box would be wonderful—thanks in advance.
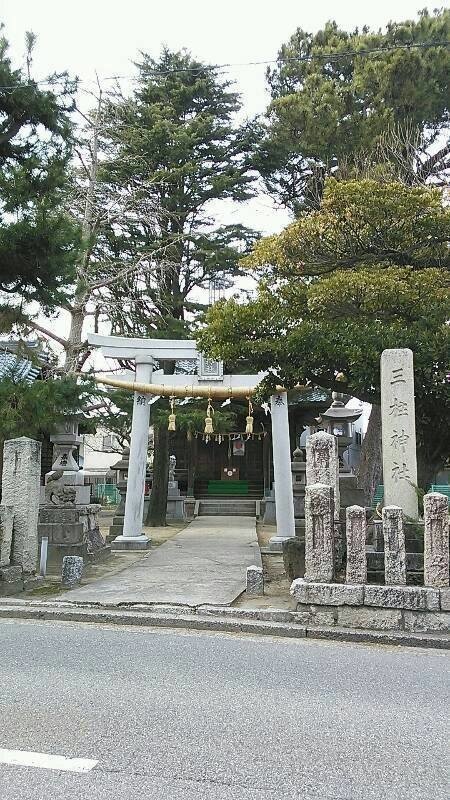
[304,483,335,582]
[345,505,367,584]
[382,505,406,585]
[424,492,449,588]
[306,431,340,519]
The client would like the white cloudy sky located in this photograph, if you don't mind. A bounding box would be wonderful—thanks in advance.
[1,1,438,233]
[0,1,439,348]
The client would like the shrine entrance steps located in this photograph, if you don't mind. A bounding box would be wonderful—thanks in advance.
[198,499,257,517]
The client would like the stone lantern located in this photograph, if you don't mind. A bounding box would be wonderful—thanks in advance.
[107,448,130,542]
[317,393,362,469]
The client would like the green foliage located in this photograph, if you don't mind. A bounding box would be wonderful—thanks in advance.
[0,24,80,309]
[198,179,450,484]
[0,374,92,444]
[259,9,450,212]
[244,180,450,275]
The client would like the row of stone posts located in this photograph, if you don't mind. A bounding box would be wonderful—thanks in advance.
[303,431,449,589]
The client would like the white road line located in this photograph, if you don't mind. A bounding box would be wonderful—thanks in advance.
[0,748,98,773]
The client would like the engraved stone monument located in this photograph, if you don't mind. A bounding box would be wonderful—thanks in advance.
[382,505,406,585]
[306,431,340,519]
[423,492,449,588]
[345,505,367,584]
[304,483,335,582]
[381,349,418,519]
[2,437,41,573]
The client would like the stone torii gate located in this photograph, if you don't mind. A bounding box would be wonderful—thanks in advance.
[88,333,296,551]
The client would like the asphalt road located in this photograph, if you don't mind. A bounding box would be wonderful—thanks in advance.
[0,620,448,800]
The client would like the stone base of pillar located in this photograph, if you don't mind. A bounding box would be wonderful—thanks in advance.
[111,534,151,551]
[269,535,292,553]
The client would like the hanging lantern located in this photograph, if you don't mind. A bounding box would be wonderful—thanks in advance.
[168,397,176,431]
[245,398,254,434]
[204,398,214,434]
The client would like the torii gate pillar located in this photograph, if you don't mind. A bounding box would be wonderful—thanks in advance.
[269,391,295,550]
[114,356,155,549]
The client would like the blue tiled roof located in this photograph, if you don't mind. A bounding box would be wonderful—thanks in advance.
[0,350,41,384]
[0,341,47,384]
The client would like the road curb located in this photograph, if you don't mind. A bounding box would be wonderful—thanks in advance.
[0,600,448,649]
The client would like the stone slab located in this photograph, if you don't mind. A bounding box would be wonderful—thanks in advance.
[364,584,439,611]
[54,516,261,606]
[338,606,403,630]
[294,605,337,626]
[112,535,151,551]
[403,610,450,633]
[37,523,84,545]
[291,579,364,606]
[0,566,23,583]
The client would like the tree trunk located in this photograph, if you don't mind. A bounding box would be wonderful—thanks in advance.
[356,404,382,505]
[64,302,86,374]
[186,434,197,496]
[416,445,441,492]
[146,422,169,526]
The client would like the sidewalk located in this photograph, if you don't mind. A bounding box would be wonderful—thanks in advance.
[55,516,261,606]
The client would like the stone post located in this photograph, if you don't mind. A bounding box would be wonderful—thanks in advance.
[381,349,418,519]
[61,555,84,587]
[114,357,154,549]
[345,505,367,584]
[246,565,264,596]
[382,505,406,585]
[269,392,295,550]
[2,437,41,573]
[306,431,340,519]
[423,492,449,588]
[304,483,335,582]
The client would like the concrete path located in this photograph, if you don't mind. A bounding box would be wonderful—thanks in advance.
[58,516,261,606]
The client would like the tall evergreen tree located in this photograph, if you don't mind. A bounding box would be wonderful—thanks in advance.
[258,9,450,213]
[98,48,259,335]
[0,25,80,312]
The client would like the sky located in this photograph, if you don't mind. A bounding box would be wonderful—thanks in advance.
[0,1,441,234]
[0,1,443,347]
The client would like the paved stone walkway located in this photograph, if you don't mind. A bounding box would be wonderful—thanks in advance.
[58,516,261,606]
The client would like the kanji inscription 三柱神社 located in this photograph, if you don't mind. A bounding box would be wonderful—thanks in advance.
[381,349,418,520]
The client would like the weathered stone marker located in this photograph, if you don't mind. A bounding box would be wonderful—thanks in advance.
[304,483,335,582]
[306,432,339,519]
[0,505,14,567]
[423,492,449,588]
[380,349,418,519]
[2,437,41,573]
[61,555,84,587]
[345,505,367,584]
[246,565,264,596]
[382,505,406,585]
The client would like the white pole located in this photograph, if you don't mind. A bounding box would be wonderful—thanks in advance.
[39,537,48,577]
[113,357,154,550]
[269,392,295,550]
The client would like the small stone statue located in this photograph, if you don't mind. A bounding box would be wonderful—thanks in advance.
[168,454,176,483]
[45,480,76,507]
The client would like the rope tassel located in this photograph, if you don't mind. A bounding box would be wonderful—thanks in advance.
[168,397,176,431]
[204,398,214,434]
[245,398,254,434]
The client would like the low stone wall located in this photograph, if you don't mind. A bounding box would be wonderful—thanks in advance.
[291,579,450,632]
